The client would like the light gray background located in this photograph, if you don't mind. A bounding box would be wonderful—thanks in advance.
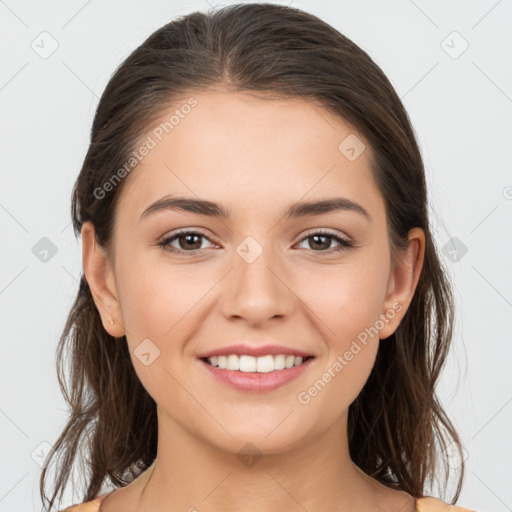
[1,1,511,511]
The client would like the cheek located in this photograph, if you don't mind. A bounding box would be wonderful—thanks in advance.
[116,254,211,342]
[294,259,388,406]
[300,258,390,344]
[295,338,379,434]
[296,276,383,417]
[114,258,210,404]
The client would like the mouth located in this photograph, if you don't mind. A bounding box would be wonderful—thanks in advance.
[200,354,315,373]
[198,353,316,392]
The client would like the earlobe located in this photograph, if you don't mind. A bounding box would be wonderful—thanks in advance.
[379,227,425,340]
[81,221,125,337]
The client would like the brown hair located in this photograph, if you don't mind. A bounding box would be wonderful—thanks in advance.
[40,3,465,510]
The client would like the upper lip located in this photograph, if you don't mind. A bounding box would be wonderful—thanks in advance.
[197,344,314,359]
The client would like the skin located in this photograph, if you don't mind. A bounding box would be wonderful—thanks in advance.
[82,89,425,512]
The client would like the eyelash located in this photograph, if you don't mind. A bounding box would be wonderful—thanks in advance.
[157,229,354,255]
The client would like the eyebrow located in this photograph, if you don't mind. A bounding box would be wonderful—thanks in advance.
[139,195,371,222]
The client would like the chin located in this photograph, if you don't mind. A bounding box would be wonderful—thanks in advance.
[204,416,312,456]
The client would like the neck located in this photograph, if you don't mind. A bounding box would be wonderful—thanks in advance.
[132,408,402,512]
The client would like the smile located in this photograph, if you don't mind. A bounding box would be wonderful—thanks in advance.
[199,355,316,392]
[204,354,312,372]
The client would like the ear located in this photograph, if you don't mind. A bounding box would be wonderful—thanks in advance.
[81,221,125,337]
[378,227,425,340]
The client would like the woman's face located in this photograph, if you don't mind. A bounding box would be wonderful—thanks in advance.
[84,89,423,455]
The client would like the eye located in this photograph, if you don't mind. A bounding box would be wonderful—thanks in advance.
[158,229,353,256]
[158,230,217,254]
[295,230,353,253]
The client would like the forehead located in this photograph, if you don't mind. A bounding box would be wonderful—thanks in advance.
[116,89,383,224]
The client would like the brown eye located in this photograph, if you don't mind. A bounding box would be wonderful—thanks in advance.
[159,230,215,254]
[297,231,353,253]
[176,233,203,251]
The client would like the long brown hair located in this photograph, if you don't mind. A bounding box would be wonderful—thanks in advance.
[40,3,465,510]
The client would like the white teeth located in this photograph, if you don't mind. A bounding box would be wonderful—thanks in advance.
[256,355,274,373]
[240,355,257,372]
[205,354,306,372]
[226,354,239,371]
[274,354,286,370]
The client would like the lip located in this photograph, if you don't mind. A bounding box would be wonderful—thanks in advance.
[199,356,316,392]
[196,344,314,359]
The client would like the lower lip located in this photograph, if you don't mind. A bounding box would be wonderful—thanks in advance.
[199,357,315,392]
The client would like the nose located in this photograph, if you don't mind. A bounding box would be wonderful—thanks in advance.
[220,241,293,326]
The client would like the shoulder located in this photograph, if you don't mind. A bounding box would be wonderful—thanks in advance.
[62,493,479,512]
[61,492,111,512]
[416,497,479,511]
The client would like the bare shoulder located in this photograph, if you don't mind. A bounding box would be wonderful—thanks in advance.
[61,494,106,512]
[416,496,479,511]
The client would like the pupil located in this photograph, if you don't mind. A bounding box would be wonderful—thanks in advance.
[181,234,201,250]
[311,235,329,250]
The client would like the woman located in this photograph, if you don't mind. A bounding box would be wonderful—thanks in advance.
[41,3,477,511]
